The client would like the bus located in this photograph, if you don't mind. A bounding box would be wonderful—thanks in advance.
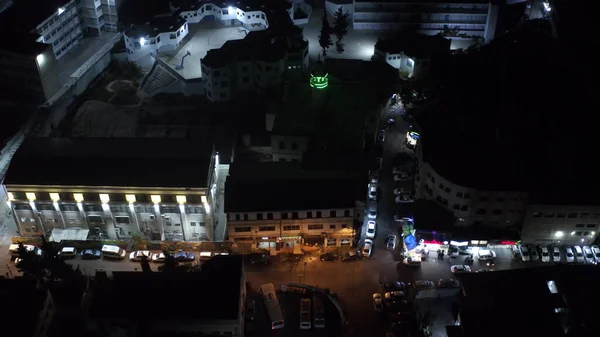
[313,296,325,328]
[300,298,311,330]
[260,283,285,330]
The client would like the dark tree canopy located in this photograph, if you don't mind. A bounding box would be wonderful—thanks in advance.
[318,10,333,58]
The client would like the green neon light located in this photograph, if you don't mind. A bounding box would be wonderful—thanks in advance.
[310,73,329,89]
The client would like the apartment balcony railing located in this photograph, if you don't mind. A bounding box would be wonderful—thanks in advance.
[354,17,487,25]
[354,6,488,15]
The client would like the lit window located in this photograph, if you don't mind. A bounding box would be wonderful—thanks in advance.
[126,194,136,203]
[151,195,161,204]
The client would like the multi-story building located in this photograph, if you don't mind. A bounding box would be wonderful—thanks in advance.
[520,205,600,246]
[373,33,450,78]
[4,137,220,242]
[225,162,361,249]
[124,14,189,62]
[201,20,309,102]
[83,256,246,336]
[328,0,501,43]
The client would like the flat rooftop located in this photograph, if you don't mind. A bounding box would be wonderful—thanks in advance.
[4,137,214,188]
[89,255,243,322]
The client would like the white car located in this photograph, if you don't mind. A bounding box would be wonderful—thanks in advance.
[551,246,561,263]
[476,249,496,261]
[573,246,585,264]
[129,250,152,261]
[563,246,575,263]
[529,245,540,261]
[367,203,378,220]
[394,215,413,223]
[368,184,377,201]
[519,245,530,262]
[395,193,414,203]
[591,245,600,264]
[393,172,412,182]
[403,257,421,267]
[582,246,595,264]
[151,252,166,263]
[362,239,373,257]
[451,265,472,273]
[377,130,386,143]
[539,245,550,262]
[366,221,376,239]
[373,293,384,311]
[386,235,396,250]
[393,188,412,195]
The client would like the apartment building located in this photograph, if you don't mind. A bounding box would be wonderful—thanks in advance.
[225,162,360,249]
[201,20,309,102]
[373,33,450,79]
[520,205,600,246]
[4,138,219,242]
[330,0,500,43]
[124,14,189,62]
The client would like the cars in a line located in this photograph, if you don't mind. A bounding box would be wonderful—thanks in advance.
[393,172,412,182]
[362,239,373,258]
[451,265,472,273]
[368,184,377,201]
[384,282,406,293]
[246,301,256,321]
[413,280,436,291]
[476,249,496,261]
[563,246,575,263]
[530,245,540,262]
[81,249,102,260]
[173,251,195,262]
[129,250,152,261]
[367,202,378,220]
[370,171,380,184]
[394,214,413,223]
[377,130,386,143]
[58,247,77,259]
[403,257,421,267]
[373,293,384,312]
[438,278,460,288]
[551,246,561,263]
[393,187,412,195]
[539,245,550,263]
[152,253,166,263]
[573,246,585,264]
[366,220,376,239]
[101,245,127,259]
[8,244,43,257]
[591,245,600,264]
[395,193,414,203]
[582,246,595,264]
[320,252,338,262]
[384,291,406,304]
[519,245,531,262]
[342,251,360,262]
[386,235,397,250]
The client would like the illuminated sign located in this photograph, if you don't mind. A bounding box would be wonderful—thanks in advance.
[310,73,328,89]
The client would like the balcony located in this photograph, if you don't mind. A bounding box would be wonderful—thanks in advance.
[354,16,487,25]
[354,6,488,15]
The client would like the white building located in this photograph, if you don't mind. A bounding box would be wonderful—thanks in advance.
[328,0,501,43]
[124,15,189,62]
[521,206,600,246]
[373,33,450,79]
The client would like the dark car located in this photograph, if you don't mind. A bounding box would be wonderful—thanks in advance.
[341,251,361,262]
[81,249,102,260]
[384,282,406,293]
[247,253,269,265]
[320,252,338,262]
[173,251,195,262]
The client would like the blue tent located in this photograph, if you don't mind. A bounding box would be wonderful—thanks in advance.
[404,234,418,251]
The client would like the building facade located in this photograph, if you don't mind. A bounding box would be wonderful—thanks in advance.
[124,15,189,62]
[3,138,219,242]
[340,0,499,42]
[520,205,600,246]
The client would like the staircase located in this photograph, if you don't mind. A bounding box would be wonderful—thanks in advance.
[140,61,178,95]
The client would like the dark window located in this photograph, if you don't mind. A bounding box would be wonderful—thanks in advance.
[576,224,584,228]
[568,212,578,218]
[479,197,489,202]
[476,209,486,215]
[330,210,336,217]
[306,211,312,218]
[436,196,442,202]
[330,224,336,229]
[464,193,470,198]
[257,213,263,220]
[242,76,249,83]
[291,142,298,150]
[586,224,596,228]
[308,224,323,230]
[259,226,275,231]
[544,212,555,218]
[341,224,348,228]
[575,231,582,236]
[456,192,463,198]
[221,81,228,87]
[496,198,504,202]
[281,212,288,219]
[292,212,298,219]
[453,204,460,210]
[492,209,502,215]
[234,227,251,232]
[267,213,273,219]
[244,214,248,221]
[279,141,285,149]
[533,212,543,218]
[219,92,227,99]
[580,213,590,219]
[557,213,567,218]
[283,225,300,231]
[316,211,322,218]
[344,210,350,217]
[213,71,221,77]
[461,205,469,211]
[438,183,444,189]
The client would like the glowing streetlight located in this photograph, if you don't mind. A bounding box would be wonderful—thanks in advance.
[140,37,146,45]
[554,231,564,238]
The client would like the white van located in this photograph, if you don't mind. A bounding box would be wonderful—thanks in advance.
[101,245,126,259]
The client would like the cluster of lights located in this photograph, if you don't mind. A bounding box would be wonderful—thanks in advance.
[310,73,328,89]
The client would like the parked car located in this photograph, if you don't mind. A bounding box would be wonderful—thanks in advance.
[582,246,595,264]
[373,293,384,312]
[573,246,585,263]
[129,250,152,261]
[438,278,460,288]
[246,301,256,321]
[368,184,377,201]
[591,245,600,264]
[367,202,378,220]
[451,265,472,273]
[370,171,380,184]
[539,245,550,263]
[342,251,360,262]
[393,172,412,182]
[377,130,386,143]
[551,246,561,263]
[403,257,421,267]
[81,249,102,260]
[58,247,77,259]
[366,220,376,239]
[393,166,412,174]
[395,193,414,203]
[386,235,397,250]
[385,291,406,304]
[152,252,166,263]
[529,245,540,261]
[384,282,406,293]
[173,251,195,262]
[563,246,575,263]
[476,249,496,261]
[393,188,412,195]
[320,252,338,262]
[362,239,373,257]
[519,245,531,262]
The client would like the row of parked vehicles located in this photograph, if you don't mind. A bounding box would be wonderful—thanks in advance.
[8,243,222,263]
[518,244,600,264]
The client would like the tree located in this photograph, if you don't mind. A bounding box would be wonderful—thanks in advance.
[318,10,333,58]
[332,7,349,53]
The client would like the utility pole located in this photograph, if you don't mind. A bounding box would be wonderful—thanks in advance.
[303,261,307,284]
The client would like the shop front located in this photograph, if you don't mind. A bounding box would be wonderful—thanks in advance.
[278,236,302,249]
[257,236,277,249]
[325,234,354,247]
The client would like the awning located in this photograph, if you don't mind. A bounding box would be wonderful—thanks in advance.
[49,228,90,242]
